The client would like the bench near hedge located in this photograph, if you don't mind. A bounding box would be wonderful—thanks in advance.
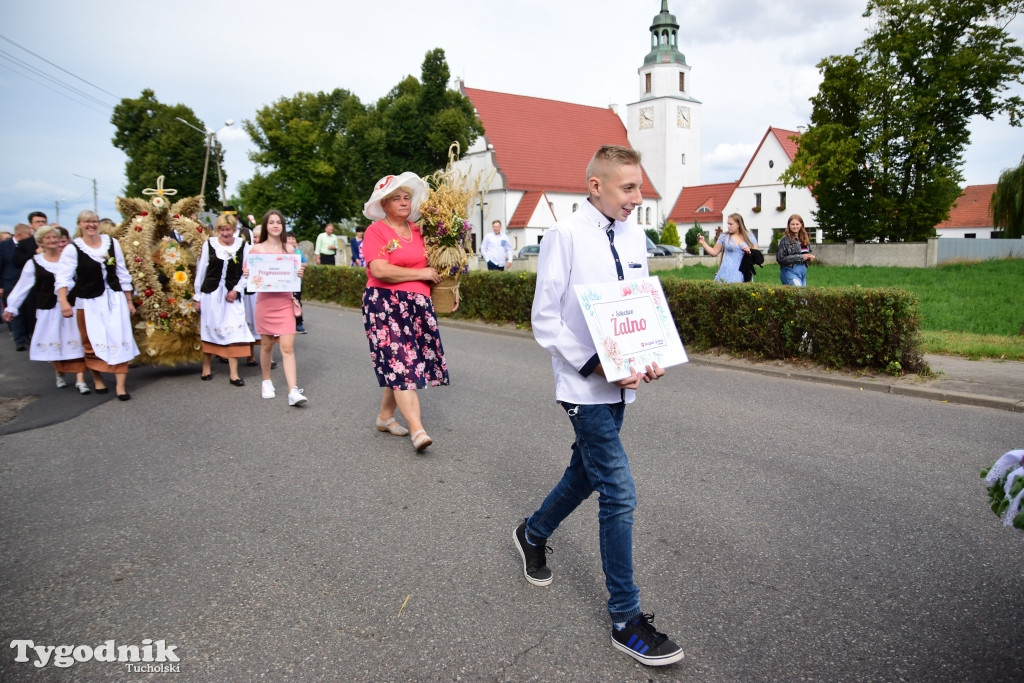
[301,266,926,375]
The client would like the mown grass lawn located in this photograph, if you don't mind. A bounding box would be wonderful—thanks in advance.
[662,258,1024,359]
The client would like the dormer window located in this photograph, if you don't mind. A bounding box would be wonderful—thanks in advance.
[697,206,711,213]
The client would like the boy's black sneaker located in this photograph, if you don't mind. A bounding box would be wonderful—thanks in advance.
[514,521,552,586]
[611,613,684,666]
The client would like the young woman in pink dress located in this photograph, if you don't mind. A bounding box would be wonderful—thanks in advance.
[244,210,307,406]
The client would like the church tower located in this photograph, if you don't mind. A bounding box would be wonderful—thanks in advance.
[627,1,701,214]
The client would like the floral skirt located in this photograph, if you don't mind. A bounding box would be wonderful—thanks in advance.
[362,287,449,390]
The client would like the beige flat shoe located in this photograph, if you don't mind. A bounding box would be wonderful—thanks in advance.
[376,417,409,436]
[411,429,432,452]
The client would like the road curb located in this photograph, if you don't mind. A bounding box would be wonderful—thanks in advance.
[691,354,1023,413]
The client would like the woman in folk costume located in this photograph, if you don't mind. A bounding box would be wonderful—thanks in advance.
[1,223,90,393]
[55,210,140,400]
[194,213,255,386]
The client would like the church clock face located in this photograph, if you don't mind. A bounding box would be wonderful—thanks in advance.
[639,106,654,130]
[677,106,690,128]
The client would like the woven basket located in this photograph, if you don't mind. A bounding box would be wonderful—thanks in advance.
[430,277,459,314]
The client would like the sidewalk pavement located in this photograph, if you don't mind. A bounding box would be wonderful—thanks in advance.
[439,318,1024,413]
[688,352,1024,413]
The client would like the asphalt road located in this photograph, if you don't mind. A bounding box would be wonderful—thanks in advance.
[1,302,1023,681]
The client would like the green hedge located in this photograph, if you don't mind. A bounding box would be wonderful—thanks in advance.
[303,266,926,374]
[302,265,366,307]
[663,281,925,374]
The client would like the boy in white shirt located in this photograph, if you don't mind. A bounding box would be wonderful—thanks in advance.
[513,145,684,667]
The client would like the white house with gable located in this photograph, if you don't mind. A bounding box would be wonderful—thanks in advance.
[721,127,818,247]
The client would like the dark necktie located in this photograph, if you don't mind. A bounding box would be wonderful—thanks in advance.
[606,224,624,281]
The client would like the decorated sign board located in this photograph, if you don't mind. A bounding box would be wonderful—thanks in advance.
[573,276,688,382]
[245,254,302,292]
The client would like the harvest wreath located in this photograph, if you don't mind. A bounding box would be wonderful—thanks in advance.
[113,176,207,365]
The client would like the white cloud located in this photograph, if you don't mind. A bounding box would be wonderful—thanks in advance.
[705,143,757,181]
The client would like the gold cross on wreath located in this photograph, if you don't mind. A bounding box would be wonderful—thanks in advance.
[142,176,179,206]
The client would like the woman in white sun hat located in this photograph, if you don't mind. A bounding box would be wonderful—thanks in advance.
[361,172,455,453]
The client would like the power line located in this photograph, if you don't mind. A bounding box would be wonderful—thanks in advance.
[0,61,112,116]
[0,49,114,110]
[0,32,120,101]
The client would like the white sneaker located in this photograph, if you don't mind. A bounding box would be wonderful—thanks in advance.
[288,386,307,406]
[55,376,67,388]
[261,380,276,399]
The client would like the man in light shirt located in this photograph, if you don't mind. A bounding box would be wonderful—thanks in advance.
[513,145,683,668]
[314,223,341,265]
[480,220,512,270]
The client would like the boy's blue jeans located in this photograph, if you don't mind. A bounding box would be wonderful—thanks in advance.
[526,401,642,624]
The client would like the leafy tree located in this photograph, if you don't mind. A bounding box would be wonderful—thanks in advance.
[111,89,225,210]
[782,0,1024,242]
[644,228,660,244]
[660,220,681,247]
[361,48,484,180]
[240,48,483,239]
[684,223,704,255]
[241,89,368,241]
[991,154,1024,238]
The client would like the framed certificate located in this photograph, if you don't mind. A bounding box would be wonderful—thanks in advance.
[246,254,301,292]
[573,276,688,382]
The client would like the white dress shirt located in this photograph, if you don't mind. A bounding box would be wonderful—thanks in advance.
[531,199,649,405]
[480,231,512,267]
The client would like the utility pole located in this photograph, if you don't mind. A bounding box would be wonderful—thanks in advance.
[175,117,233,206]
[72,174,98,214]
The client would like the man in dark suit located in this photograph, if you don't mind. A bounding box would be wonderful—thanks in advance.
[0,212,44,350]
[0,223,32,350]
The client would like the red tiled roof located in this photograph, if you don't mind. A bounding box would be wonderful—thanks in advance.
[773,127,801,161]
[936,184,996,229]
[463,87,659,198]
[736,127,801,187]
[668,181,739,225]
[509,191,546,229]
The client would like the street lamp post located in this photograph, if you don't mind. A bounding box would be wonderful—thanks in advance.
[174,117,234,205]
[72,173,98,214]
[54,198,66,224]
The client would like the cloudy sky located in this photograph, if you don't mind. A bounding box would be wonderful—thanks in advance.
[1,0,1021,232]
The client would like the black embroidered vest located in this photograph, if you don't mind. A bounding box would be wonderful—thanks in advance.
[33,259,58,310]
[200,241,243,293]
[69,239,121,300]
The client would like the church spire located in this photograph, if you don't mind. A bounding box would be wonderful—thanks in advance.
[645,1,686,66]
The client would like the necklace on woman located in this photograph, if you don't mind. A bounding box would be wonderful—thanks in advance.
[386,219,413,243]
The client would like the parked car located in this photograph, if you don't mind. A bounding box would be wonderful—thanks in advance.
[518,244,540,258]
[658,244,685,255]
[645,237,670,256]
